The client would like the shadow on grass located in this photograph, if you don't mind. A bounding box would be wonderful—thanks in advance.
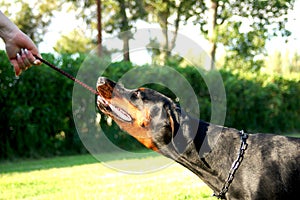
[0,150,161,174]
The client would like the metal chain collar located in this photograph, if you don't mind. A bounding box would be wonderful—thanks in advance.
[212,130,248,199]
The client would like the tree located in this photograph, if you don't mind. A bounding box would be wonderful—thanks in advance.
[265,50,300,74]
[103,0,147,61]
[267,50,283,74]
[191,0,295,70]
[290,52,300,73]
[54,29,95,54]
[0,0,61,44]
[67,0,146,61]
[144,0,196,64]
[66,0,97,38]
[96,0,102,56]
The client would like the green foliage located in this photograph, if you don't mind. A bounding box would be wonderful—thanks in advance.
[264,50,300,74]
[103,0,146,34]
[1,0,60,44]
[191,0,295,70]
[144,0,196,63]
[54,29,95,54]
[0,51,86,159]
[223,70,300,132]
[1,52,299,159]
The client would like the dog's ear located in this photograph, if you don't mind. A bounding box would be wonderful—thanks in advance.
[165,103,180,136]
[165,103,191,154]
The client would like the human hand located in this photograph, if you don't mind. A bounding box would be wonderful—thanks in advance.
[5,31,42,76]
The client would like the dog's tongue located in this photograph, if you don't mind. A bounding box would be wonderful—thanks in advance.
[109,104,132,122]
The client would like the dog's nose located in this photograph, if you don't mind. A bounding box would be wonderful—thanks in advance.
[97,77,107,86]
[97,77,116,90]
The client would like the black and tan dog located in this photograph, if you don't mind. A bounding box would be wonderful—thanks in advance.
[96,77,300,200]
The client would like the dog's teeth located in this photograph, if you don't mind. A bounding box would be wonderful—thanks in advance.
[97,96,107,105]
[109,105,132,122]
[97,95,131,122]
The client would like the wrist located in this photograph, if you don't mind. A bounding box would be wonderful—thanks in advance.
[0,12,19,42]
[0,25,19,43]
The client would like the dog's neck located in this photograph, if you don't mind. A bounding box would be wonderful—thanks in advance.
[160,111,242,193]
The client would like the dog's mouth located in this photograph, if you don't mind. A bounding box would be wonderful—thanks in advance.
[97,95,132,122]
[96,77,132,122]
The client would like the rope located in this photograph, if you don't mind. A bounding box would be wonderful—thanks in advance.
[34,56,99,95]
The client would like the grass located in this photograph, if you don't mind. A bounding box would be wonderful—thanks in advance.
[3,134,297,200]
[0,153,215,200]
[283,133,300,138]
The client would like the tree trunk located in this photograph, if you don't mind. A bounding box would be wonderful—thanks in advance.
[119,0,130,61]
[96,0,102,56]
[123,34,130,61]
[169,1,183,51]
[158,8,170,65]
[160,24,169,64]
[207,0,218,70]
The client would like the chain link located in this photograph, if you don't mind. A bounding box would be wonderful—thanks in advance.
[213,130,248,199]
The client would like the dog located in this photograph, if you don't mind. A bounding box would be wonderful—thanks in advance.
[96,77,300,200]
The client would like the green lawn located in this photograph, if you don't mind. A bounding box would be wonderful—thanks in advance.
[0,153,215,200]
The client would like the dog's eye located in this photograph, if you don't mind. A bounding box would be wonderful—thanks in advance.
[131,90,142,100]
[131,89,146,101]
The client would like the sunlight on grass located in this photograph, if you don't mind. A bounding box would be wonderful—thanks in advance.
[0,154,215,200]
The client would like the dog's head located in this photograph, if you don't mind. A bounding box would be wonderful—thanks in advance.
[96,77,180,152]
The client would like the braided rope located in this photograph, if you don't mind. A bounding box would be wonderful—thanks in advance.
[34,56,99,95]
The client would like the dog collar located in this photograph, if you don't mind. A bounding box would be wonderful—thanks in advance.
[213,130,248,199]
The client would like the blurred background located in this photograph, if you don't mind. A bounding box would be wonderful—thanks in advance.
[0,0,299,160]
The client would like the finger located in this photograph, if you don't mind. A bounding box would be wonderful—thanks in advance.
[14,66,22,76]
[21,49,31,68]
[16,53,26,70]
[24,49,42,65]
[11,59,22,76]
